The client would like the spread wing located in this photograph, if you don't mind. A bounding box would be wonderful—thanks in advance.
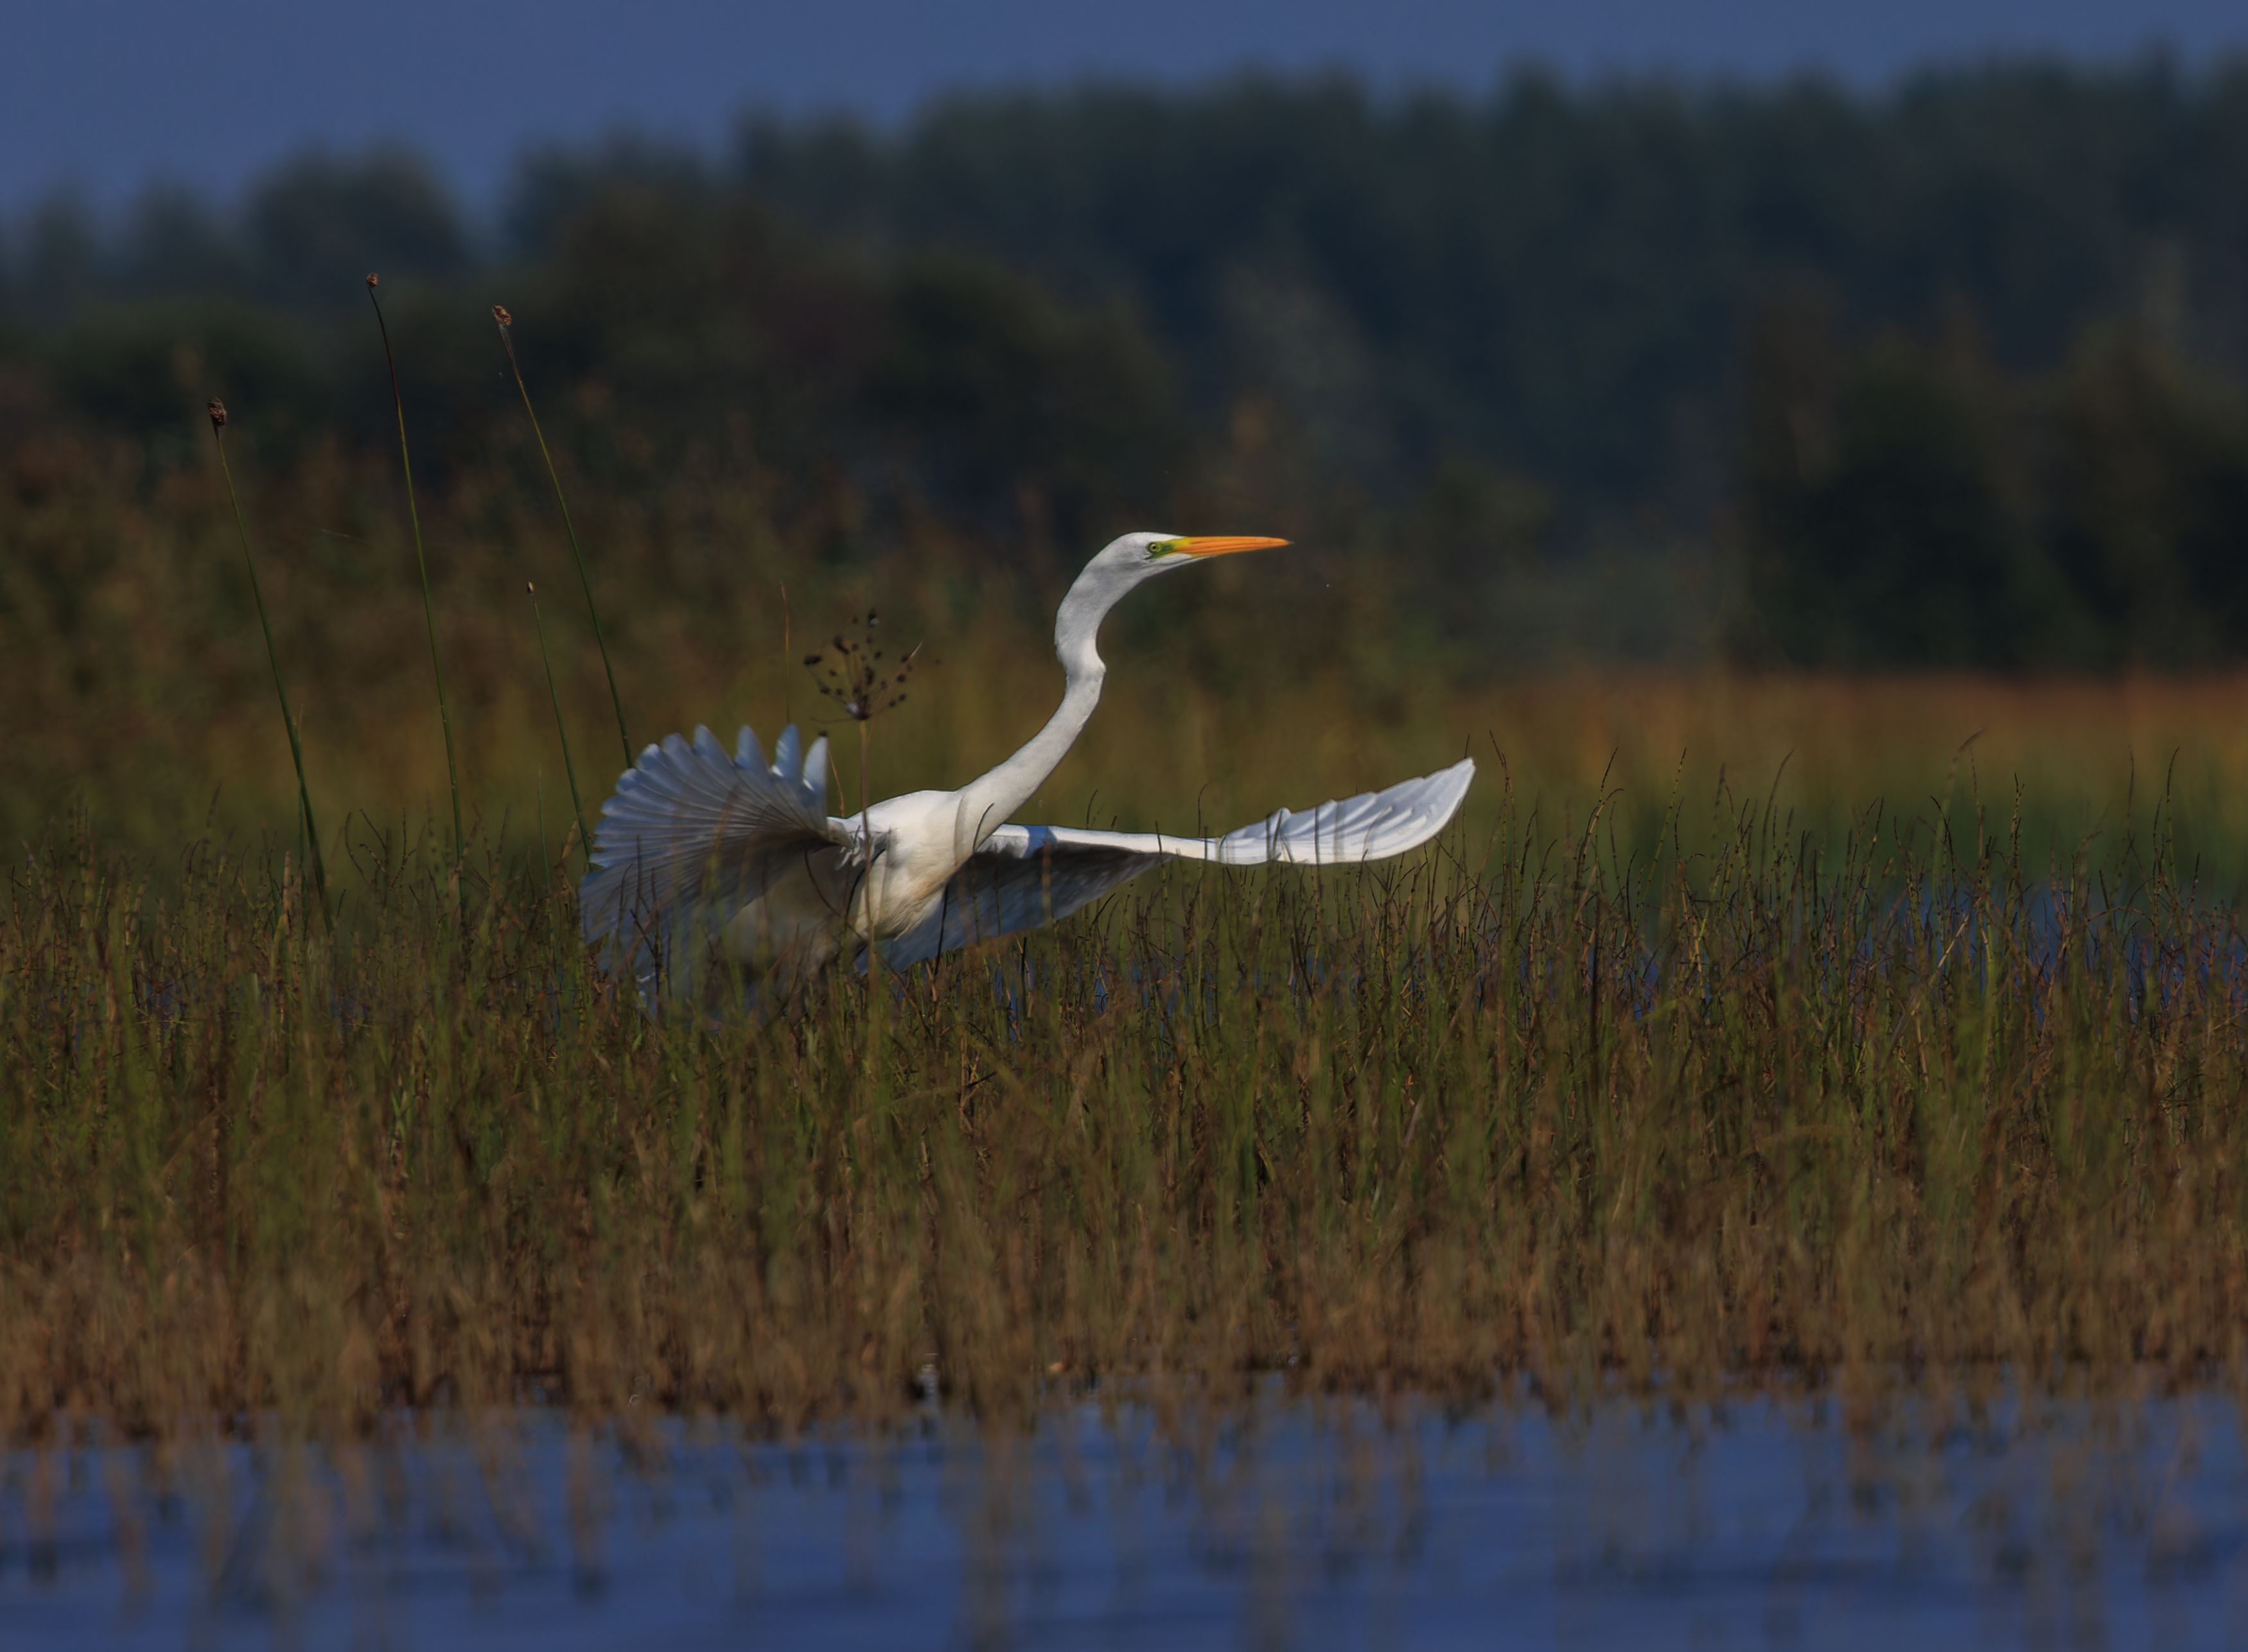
[579,723,848,1001]
[879,758,1474,969]
[877,836,1162,969]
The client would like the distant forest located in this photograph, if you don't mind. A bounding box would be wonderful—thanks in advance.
[6,60,2248,671]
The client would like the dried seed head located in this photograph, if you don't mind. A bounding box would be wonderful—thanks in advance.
[207,398,227,430]
[365,272,380,290]
[493,304,513,328]
[805,606,925,724]
[526,581,536,595]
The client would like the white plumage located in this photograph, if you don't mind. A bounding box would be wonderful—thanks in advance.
[581,532,1473,1009]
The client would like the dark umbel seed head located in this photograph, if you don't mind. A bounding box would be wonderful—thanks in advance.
[493,304,513,328]
[365,272,380,290]
[207,399,227,430]
[802,609,928,724]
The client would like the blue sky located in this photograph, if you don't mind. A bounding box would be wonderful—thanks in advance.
[7,0,2245,216]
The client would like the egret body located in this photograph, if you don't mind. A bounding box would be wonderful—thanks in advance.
[581,532,1473,1008]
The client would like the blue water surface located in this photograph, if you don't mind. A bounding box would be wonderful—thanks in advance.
[4,1385,2245,1649]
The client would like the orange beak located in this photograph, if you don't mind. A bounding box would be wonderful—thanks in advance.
[1170,535,1290,558]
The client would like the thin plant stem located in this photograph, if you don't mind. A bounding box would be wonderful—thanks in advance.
[207,400,329,920]
[859,714,881,1005]
[857,718,872,854]
[529,581,591,865]
[494,306,633,771]
[537,772,563,1009]
[367,273,464,858]
[801,608,923,1002]
[857,713,880,1075]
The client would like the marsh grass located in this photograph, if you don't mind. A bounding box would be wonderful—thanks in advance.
[5,750,2245,1446]
[12,383,2248,1450]
[15,421,2248,889]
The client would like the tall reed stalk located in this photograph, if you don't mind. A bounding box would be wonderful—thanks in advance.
[805,612,921,994]
[528,581,591,863]
[367,272,464,857]
[494,305,633,771]
[206,398,328,917]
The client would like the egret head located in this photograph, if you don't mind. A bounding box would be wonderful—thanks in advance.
[1091,530,1290,584]
[1057,531,1291,656]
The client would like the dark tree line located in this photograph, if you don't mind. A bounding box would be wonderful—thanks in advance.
[6,60,2248,669]
[1734,299,2248,669]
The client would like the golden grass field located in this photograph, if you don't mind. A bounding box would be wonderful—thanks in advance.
[10,434,2248,884]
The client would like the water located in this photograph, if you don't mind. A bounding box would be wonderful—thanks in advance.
[5,1386,2245,1649]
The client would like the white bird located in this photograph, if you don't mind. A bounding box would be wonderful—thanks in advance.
[580,532,1474,1010]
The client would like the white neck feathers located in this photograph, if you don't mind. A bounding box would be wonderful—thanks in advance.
[944,569,1123,857]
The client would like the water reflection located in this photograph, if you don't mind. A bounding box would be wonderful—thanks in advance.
[4,1386,2244,1648]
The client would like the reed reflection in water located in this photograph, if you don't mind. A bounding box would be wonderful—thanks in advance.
[4,1386,2243,1649]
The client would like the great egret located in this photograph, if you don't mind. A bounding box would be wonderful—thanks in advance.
[581,532,1474,1008]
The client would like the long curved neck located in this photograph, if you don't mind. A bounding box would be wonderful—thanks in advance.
[948,578,1116,854]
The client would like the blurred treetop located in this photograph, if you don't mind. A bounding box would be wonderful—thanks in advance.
[6,60,2248,670]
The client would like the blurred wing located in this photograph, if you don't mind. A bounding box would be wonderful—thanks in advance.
[878,838,1161,969]
[878,758,1473,969]
[579,723,846,999]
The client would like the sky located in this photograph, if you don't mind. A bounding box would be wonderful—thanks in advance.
[6,0,2245,218]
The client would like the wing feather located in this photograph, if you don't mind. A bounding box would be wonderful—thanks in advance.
[878,758,1474,969]
[879,838,1159,969]
[1013,758,1475,867]
[580,723,845,1000]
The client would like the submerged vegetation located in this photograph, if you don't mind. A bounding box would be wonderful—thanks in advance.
[4,755,2245,1443]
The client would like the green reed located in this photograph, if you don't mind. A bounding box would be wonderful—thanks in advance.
[4,760,2243,1445]
[206,398,328,918]
[367,273,464,857]
[495,305,633,771]
[527,581,590,863]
